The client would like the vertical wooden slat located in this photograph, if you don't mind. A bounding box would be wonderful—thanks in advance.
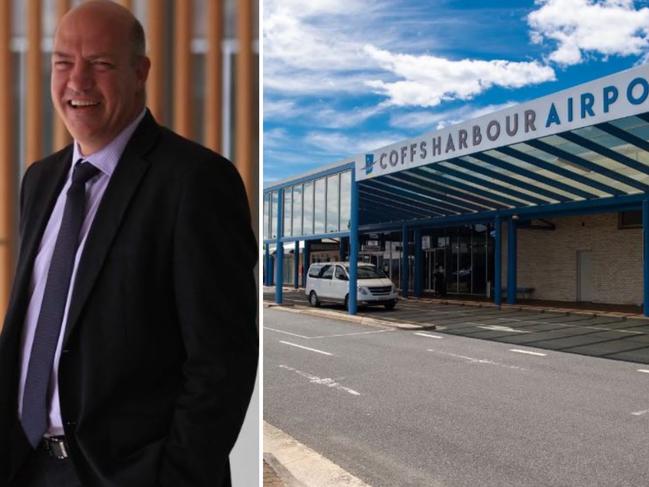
[236,0,254,207]
[53,0,71,151]
[146,0,164,123]
[205,0,222,152]
[0,0,12,319]
[173,0,192,138]
[26,0,42,166]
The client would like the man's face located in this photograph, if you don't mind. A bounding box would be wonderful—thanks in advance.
[51,9,149,155]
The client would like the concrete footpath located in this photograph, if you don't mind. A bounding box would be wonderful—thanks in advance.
[263,422,371,487]
[263,459,286,487]
[264,301,429,330]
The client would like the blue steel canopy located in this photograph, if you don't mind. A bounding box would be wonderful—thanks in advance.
[358,113,649,226]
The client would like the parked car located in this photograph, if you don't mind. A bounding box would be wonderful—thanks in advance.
[305,262,398,310]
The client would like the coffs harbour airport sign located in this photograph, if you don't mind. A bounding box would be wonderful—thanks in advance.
[357,63,649,181]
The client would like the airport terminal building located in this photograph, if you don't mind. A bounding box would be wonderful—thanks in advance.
[263,64,649,315]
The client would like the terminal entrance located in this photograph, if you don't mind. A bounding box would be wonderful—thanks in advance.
[423,248,447,295]
[422,228,491,296]
[359,225,494,297]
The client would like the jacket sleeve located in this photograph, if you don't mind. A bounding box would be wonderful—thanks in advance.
[157,157,258,486]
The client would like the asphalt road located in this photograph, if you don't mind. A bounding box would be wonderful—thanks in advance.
[264,307,649,487]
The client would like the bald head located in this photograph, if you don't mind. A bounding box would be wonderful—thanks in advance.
[51,0,151,155]
[57,1,146,62]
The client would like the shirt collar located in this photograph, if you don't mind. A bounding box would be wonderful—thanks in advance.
[71,108,147,178]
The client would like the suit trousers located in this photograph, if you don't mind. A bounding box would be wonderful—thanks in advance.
[11,446,82,487]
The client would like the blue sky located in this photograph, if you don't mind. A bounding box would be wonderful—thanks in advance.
[263,0,649,184]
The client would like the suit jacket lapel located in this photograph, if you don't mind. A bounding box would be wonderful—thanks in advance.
[3,149,72,339]
[63,111,160,346]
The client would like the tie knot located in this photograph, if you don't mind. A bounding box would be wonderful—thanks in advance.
[72,160,100,186]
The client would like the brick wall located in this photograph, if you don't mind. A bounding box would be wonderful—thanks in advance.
[502,213,642,305]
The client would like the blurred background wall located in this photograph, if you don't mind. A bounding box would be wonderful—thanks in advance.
[0,0,259,484]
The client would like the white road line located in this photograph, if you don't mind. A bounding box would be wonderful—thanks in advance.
[264,327,311,339]
[477,325,530,333]
[279,365,360,396]
[499,317,557,324]
[638,369,649,374]
[309,329,392,339]
[631,409,649,416]
[509,349,547,357]
[497,317,646,335]
[279,341,333,356]
[405,309,474,316]
[414,332,444,339]
[426,349,528,371]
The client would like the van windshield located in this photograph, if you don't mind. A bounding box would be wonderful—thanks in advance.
[344,265,387,279]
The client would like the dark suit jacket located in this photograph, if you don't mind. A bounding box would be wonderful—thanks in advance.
[0,110,258,487]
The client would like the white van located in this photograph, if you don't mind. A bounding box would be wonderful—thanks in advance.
[305,262,398,310]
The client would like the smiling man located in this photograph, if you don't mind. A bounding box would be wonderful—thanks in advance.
[0,2,258,487]
[51,1,149,155]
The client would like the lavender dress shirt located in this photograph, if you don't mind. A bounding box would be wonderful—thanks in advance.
[18,109,146,437]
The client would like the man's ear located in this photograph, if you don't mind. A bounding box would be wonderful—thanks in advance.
[135,56,151,89]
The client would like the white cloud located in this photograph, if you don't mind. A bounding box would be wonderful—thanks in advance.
[389,102,517,130]
[363,45,555,107]
[263,99,301,119]
[264,93,384,127]
[304,131,403,155]
[263,0,384,95]
[264,0,558,107]
[528,0,649,65]
[309,105,385,129]
[263,128,290,149]
[263,65,372,95]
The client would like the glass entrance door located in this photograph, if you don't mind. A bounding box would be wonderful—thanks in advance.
[421,226,493,297]
[424,248,447,294]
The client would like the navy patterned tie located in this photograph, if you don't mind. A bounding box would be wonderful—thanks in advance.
[20,160,99,448]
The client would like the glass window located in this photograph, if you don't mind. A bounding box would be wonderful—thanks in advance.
[283,189,292,237]
[346,264,388,279]
[303,181,314,235]
[270,191,278,239]
[308,264,323,278]
[340,171,351,231]
[314,178,326,234]
[263,193,269,241]
[326,174,340,233]
[292,184,303,236]
[334,266,347,280]
[321,265,334,279]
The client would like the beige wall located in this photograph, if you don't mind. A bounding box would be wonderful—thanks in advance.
[502,213,642,305]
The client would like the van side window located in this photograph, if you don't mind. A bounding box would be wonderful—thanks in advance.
[308,266,322,278]
[320,265,334,279]
[334,266,347,280]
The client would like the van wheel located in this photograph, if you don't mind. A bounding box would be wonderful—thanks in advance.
[384,300,396,310]
[309,291,320,307]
